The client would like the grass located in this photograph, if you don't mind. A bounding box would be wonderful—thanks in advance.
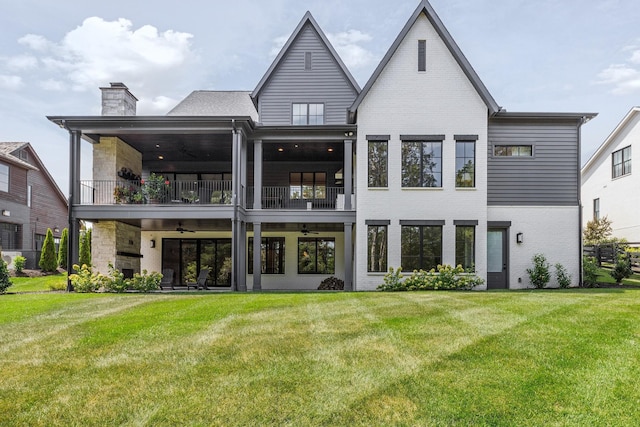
[596,265,640,285]
[1,290,640,426]
[8,273,67,293]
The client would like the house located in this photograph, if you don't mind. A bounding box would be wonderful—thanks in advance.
[48,0,594,290]
[582,107,639,242]
[0,142,68,269]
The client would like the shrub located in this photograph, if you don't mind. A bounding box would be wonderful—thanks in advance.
[378,265,483,291]
[582,256,599,287]
[554,263,572,289]
[13,256,27,275]
[526,253,551,289]
[58,228,68,269]
[103,263,129,293]
[39,228,58,272]
[129,270,162,292]
[79,231,91,267]
[69,264,106,293]
[610,254,633,285]
[0,257,13,294]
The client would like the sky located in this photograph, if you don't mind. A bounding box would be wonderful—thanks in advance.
[1,0,640,196]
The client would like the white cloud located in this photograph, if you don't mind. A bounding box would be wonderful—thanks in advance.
[18,34,53,51]
[269,35,289,59]
[596,47,640,95]
[40,79,66,91]
[328,30,376,70]
[6,54,38,70]
[138,95,179,115]
[0,75,23,90]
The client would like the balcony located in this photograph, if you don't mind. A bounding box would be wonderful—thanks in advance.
[79,181,353,210]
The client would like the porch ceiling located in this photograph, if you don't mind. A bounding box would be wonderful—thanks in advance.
[102,218,345,233]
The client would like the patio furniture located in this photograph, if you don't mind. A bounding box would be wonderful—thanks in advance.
[187,268,210,290]
[159,268,174,290]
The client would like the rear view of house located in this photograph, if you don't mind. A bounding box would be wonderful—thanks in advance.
[49,0,594,290]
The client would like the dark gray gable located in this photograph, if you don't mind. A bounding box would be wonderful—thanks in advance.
[252,12,361,125]
[349,0,500,120]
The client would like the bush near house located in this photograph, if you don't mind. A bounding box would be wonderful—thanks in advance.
[38,228,58,272]
[13,256,27,275]
[526,253,551,289]
[379,264,484,291]
[0,257,12,294]
[582,256,599,287]
[79,231,91,267]
[610,254,633,285]
[57,228,68,269]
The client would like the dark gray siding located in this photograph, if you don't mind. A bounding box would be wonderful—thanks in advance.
[258,24,358,125]
[488,119,580,206]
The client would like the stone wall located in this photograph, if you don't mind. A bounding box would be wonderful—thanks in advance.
[100,83,137,116]
[92,221,141,275]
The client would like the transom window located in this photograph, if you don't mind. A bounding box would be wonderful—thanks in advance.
[368,140,388,187]
[401,141,442,187]
[289,172,326,199]
[298,237,335,274]
[292,103,324,125]
[494,145,532,157]
[456,141,475,188]
[612,146,631,178]
[248,237,285,274]
[0,163,8,192]
[401,225,442,272]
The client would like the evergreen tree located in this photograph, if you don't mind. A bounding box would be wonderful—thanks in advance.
[58,228,69,269]
[39,228,58,272]
[0,255,12,294]
[79,231,91,267]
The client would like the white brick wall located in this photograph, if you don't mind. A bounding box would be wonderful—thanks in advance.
[354,13,489,290]
[582,112,640,242]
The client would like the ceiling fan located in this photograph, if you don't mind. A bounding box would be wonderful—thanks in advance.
[176,222,195,233]
[300,224,318,235]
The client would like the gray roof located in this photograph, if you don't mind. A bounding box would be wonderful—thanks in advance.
[167,91,258,121]
[350,0,499,117]
[0,142,37,170]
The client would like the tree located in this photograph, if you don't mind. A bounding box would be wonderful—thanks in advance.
[58,228,69,269]
[39,228,58,272]
[583,216,613,246]
[79,231,91,267]
[0,255,12,294]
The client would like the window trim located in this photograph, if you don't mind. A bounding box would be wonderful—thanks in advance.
[292,102,325,125]
[492,144,534,158]
[612,145,631,179]
[418,39,426,72]
[0,163,8,193]
[248,237,285,275]
[297,237,335,274]
[368,139,388,188]
[455,140,476,188]
[400,224,443,272]
[401,139,443,188]
[593,198,600,221]
[455,224,476,271]
[367,224,388,273]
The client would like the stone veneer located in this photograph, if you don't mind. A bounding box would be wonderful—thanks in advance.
[92,221,141,275]
[100,82,137,116]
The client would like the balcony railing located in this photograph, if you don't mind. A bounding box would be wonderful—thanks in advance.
[78,181,353,210]
[80,180,233,205]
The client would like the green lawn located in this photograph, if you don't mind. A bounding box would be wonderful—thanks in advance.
[9,274,67,293]
[1,290,639,426]
[596,266,640,285]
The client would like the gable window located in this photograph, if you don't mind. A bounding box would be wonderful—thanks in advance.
[292,103,324,125]
[368,138,388,187]
[0,163,8,192]
[455,222,476,271]
[248,237,285,274]
[593,198,600,221]
[367,222,389,272]
[289,172,326,199]
[401,139,442,187]
[418,40,426,71]
[612,145,631,178]
[298,237,335,274]
[456,141,475,188]
[494,145,532,157]
[401,222,443,272]
[27,185,32,207]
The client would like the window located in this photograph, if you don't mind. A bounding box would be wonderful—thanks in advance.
[27,185,32,208]
[368,140,388,187]
[162,238,232,287]
[456,141,475,187]
[289,172,326,199]
[612,146,631,178]
[0,163,8,192]
[494,145,532,157]
[593,198,600,221]
[418,40,426,71]
[0,223,20,250]
[367,224,388,272]
[248,237,285,274]
[456,226,475,271]
[401,225,442,272]
[305,52,312,70]
[292,103,324,125]
[298,237,335,274]
[402,141,442,187]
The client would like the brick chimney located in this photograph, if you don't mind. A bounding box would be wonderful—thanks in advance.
[100,82,138,116]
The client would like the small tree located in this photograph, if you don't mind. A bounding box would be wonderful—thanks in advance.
[79,231,91,267]
[0,256,12,294]
[554,263,572,289]
[582,256,599,287]
[39,228,58,272]
[58,228,69,269]
[13,256,26,275]
[583,216,613,246]
[526,253,551,289]
[610,254,633,285]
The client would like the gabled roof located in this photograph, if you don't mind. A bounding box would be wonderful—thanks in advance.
[168,91,258,121]
[582,106,640,175]
[0,142,37,170]
[349,0,499,117]
[251,11,361,103]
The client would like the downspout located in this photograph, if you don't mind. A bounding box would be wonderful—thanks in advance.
[577,117,585,287]
[231,119,238,291]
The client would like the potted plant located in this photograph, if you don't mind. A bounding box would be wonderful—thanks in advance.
[142,173,170,203]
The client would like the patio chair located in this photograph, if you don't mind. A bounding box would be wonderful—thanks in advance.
[187,268,210,290]
[159,268,174,290]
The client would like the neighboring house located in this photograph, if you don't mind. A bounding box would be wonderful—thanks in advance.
[49,0,594,290]
[0,142,68,269]
[582,107,639,242]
